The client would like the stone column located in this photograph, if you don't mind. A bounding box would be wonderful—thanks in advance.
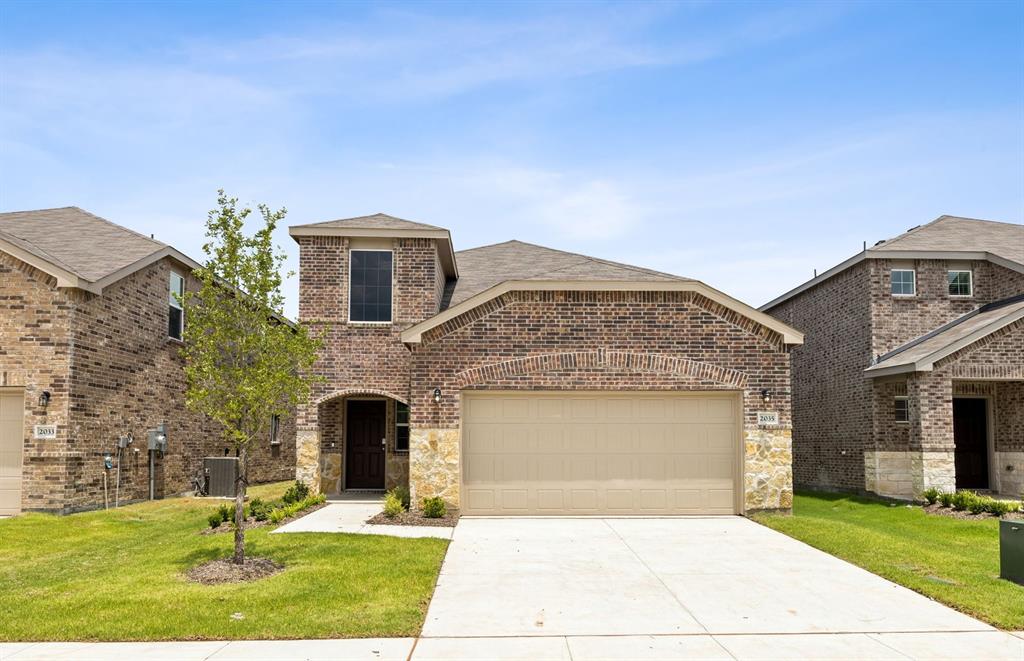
[409,428,460,508]
[744,427,793,512]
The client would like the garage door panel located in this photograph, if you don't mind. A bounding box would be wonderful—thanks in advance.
[462,391,739,516]
[0,390,24,516]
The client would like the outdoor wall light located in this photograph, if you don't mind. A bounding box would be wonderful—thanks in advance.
[761,389,772,405]
[38,390,51,408]
[433,388,442,404]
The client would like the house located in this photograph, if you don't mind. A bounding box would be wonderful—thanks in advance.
[290,213,803,515]
[763,216,1024,500]
[0,207,296,515]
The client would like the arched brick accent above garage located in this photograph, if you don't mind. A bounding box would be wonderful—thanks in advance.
[454,349,748,389]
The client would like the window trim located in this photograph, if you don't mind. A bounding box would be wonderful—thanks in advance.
[947,269,973,298]
[894,396,910,424]
[890,269,916,297]
[395,401,410,453]
[168,271,185,341]
[270,414,281,446]
[348,249,394,325]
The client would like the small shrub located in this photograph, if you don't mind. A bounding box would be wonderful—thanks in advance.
[422,496,446,519]
[389,485,411,510]
[967,494,988,515]
[207,512,223,529]
[921,487,940,505]
[283,480,311,505]
[950,491,973,511]
[249,497,272,522]
[268,508,286,524]
[985,499,1018,517]
[938,491,955,508]
[383,492,404,518]
[217,503,233,523]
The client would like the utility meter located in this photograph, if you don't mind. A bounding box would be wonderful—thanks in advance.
[147,423,168,454]
[103,454,113,470]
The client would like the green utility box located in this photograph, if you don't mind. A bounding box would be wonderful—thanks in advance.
[1001,519,1024,586]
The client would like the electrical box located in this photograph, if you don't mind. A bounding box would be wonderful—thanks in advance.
[1001,519,1024,586]
[147,423,167,454]
[103,454,113,470]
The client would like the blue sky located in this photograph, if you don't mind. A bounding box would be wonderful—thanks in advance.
[2,1,1021,318]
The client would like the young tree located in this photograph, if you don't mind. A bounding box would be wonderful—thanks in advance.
[180,191,320,565]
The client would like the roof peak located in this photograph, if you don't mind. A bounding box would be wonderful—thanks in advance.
[291,212,446,232]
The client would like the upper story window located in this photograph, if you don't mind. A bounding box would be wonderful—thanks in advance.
[349,250,393,323]
[948,270,973,297]
[890,269,916,296]
[270,414,281,445]
[395,402,410,452]
[168,272,184,340]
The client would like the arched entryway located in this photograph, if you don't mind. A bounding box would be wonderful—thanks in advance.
[316,390,410,495]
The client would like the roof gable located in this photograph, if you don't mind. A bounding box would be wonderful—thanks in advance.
[290,212,445,232]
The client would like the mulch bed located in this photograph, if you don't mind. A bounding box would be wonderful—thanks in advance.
[923,503,1021,521]
[186,557,283,585]
[367,508,460,527]
[199,502,328,535]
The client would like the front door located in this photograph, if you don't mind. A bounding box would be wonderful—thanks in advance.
[953,398,988,490]
[345,400,386,490]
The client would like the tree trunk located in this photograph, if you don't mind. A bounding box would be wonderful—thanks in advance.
[232,445,248,565]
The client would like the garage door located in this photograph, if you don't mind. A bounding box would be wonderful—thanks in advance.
[0,389,24,516]
[461,391,740,516]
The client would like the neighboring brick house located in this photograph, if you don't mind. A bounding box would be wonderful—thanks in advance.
[0,207,296,515]
[763,216,1024,500]
[291,213,803,515]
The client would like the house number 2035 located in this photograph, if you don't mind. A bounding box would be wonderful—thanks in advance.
[757,411,779,426]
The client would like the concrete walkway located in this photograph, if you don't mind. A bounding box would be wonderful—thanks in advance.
[271,494,453,540]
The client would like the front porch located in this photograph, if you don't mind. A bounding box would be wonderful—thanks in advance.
[867,378,1023,500]
[295,391,411,496]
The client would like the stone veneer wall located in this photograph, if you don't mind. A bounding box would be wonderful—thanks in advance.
[408,290,795,512]
[1,252,296,513]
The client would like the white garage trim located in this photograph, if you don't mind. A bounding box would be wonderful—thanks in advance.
[460,390,744,516]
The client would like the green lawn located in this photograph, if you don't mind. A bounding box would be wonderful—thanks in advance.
[752,491,1023,630]
[0,482,449,641]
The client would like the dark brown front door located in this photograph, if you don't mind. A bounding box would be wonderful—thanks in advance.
[346,400,386,490]
[953,398,989,490]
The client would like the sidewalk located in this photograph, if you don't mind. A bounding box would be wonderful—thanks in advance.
[3,632,1023,660]
[271,495,452,540]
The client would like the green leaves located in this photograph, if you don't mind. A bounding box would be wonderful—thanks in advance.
[180,189,320,455]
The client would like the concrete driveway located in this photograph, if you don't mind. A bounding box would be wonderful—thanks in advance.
[417,516,1023,659]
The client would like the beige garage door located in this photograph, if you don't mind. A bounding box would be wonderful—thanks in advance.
[0,389,24,516]
[461,391,741,516]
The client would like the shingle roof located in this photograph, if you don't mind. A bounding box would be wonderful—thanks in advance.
[0,206,165,283]
[444,240,689,308]
[872,215,1024,265]
[865,294,1024,376]
[290,213,445,232]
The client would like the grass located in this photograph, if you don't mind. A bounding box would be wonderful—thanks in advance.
[752,491,1024,630]
[0,482,449,641]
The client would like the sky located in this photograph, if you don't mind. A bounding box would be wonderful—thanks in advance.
[1,1,1022,319]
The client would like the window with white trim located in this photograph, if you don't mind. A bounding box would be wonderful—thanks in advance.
[168,272,185,340]
[890,269,915,296]
[349,250,393,322]
[395,402,409,452]
[948,270,972,297]
[894,397,909,423]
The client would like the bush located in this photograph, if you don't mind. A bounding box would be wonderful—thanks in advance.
[950,490,977,512]
[422,496,446,519]
[217,503,233,523]
[207,512,224,529]
[268,508,286,524]
[921,487,940,505]
[283,480,311,505]
[383,492,404,518]
[938,491,955,508]
[986,499,1019,517]
[966,494,988,515]
[249,497,272,522]
[388,485,411,511]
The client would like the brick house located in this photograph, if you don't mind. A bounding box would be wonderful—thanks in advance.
[0,207,296,515]
[763,216,1024,500]
[291,213,803,515]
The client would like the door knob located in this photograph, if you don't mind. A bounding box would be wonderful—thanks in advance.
[381,438,386,450]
